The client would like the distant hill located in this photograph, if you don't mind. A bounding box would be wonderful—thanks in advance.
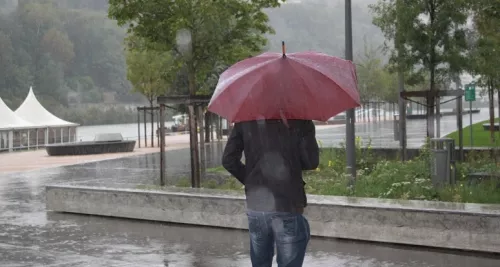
[0,0,386,108]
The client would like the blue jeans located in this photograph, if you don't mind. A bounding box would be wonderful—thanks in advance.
[246,210,310,267]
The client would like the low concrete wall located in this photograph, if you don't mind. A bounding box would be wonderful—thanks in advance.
[46,184,500,254]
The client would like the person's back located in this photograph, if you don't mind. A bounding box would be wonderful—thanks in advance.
[222,119,319,267]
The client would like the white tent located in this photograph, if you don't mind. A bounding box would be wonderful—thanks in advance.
[0,97,36,152]
[15,87,79,127]
[0,97,35,130]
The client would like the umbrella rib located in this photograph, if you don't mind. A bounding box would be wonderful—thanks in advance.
[290,57,344,94]
[290,56,359,102]
[214,57,278,99]
[286,61,325,120]
[290,58,359,120]
[230,77,265,122]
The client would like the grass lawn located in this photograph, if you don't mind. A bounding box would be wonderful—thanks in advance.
[446,118,500,147]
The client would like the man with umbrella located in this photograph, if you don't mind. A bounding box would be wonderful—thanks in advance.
[209,43,360,266]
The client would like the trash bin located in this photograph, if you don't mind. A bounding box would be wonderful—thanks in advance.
[393,114,400,141]
[429,138,456,187]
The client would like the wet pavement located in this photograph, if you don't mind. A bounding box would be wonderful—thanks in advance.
[318,109,491,148]
[2,115,500,266]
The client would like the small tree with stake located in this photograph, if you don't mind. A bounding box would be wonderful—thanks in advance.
[125,35,177,147]
[109,0,284,187]
[469,0,500,144]
[370,0,471,138]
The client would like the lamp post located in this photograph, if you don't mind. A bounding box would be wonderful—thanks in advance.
[345,0,356,181]
[396,0,407,160]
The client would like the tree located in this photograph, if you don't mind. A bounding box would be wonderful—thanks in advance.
[125,45,175,106]
[355,41,393,102]
[61,9,131,99]
[125,35,177,146]
[0,31,14,92]
[40,28,75,65]
[370,0,470,138]
[109,0,283,186]
[108,0,282,95]
[469,0,500,144]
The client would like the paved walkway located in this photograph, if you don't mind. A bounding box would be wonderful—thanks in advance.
[0,125,345,175]
[0,134,192,174]
[1,144,500,266]
[0,113,498,266]
[317,109,491,148]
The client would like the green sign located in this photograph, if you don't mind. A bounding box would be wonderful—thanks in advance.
[465,83,476,102]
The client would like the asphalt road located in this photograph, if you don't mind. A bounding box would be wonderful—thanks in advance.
[316,109,491,148]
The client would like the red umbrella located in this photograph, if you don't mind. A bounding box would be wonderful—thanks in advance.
[208,42,361,123]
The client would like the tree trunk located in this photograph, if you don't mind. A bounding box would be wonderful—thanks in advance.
[156,109,160,147]
[219,115,223,140]
[143,106,147,147]
[204,110,210,142]
[137,109,141,148]
[427,4,436,139]
[497,88,500,143]
[397,70,407,160]
[427,67,436,139]
[150,101,154,148]
[210,113,215,141]
[188,66,200,188]
[488,79,495,144]
[216,115,222,140]
[436,96,441,137]
[188,105,199,187]
[198,106,206,181]
[159,104,166,186]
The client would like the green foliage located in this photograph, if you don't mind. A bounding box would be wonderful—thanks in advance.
[468,0,500,89]
[108,0,284,95]
[201,142,500,204]
[125,35,177,104]
[446,118,500,147]
[57,106,136,126]
[355,41,398,102]
[1,0,392,118]
[370,0,471,91]
[206,166,228,173]
[317,137,378,176]
[0,0,136,112]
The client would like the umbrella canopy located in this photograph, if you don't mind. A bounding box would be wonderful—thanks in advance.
[208,48,361,123]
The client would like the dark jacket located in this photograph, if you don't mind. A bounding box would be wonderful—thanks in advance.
[222,119,319,212]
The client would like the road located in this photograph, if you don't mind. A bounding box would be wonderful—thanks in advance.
[317,109,491,148]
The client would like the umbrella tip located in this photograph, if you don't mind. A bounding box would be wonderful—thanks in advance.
[282,41,286,58]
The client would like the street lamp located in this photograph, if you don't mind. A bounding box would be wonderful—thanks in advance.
[345,0,356,180]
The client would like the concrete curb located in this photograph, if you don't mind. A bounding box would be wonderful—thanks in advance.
[46,184,500,254]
